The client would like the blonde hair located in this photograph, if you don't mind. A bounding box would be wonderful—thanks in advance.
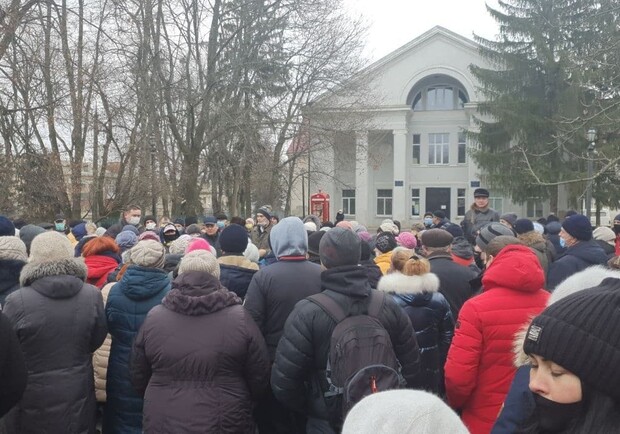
[391,249,430,276]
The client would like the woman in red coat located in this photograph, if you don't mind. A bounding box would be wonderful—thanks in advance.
[445,237,549,434]
[83,236,122,288]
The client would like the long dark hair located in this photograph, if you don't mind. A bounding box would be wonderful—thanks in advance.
[518,387,620,433]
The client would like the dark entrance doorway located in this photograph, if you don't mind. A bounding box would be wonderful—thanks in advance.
[426,188,451,219]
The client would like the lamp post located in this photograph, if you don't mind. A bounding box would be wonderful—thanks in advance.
[585,128,597,219]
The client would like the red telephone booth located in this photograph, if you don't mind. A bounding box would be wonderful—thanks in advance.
[310,190,330,223]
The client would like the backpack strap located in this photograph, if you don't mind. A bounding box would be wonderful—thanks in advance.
[308,290,385,323]
[308,293,347,323]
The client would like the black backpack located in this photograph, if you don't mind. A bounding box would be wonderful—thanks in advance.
[308,291,405,420]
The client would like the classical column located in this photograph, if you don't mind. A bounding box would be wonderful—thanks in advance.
[355,131,369,225]
[392,129,408,221]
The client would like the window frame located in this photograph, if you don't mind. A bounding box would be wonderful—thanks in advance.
[428,133,450,165]
[411,188,421,217]
[376,189,393,217]
[342,189,356,216]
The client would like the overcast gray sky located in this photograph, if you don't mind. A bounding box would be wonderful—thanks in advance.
[344,0,501,62]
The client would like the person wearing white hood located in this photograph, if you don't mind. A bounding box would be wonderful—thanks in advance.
[244,216,322,434]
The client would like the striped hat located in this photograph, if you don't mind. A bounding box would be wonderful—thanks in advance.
[475,222,515,251]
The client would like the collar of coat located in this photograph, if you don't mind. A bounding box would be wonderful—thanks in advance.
[164,271,241,316]
[20,258,87,287]
[376,271,440,295]
[321,265,370,297]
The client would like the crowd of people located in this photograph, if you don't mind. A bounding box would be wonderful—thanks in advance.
[1,189,620,434]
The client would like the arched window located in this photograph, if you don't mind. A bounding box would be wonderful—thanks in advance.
[407,75,469,111]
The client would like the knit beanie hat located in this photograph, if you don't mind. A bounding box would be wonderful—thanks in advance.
[169,235,192,255]
[319,227,361,268]
[303,221,317,232]
[0,236,28,262]
[523,277,620,401]
[562,214,592,241]
[29,231,74,264]
[130,240,165,268]
[115,230,138,251]
[178,250,220,279]
[336,221,353,231]
[546,221,562,235]
[396,232,417,249]
[185,224,202,236]
[122,224,140,235]
[219,224,248,254]
[95,227,107,237]
[500,213,518,227]
[379,220,399,235]
[71,223,88,241]
[138,231,160,242]
[593,226,616,246]
[420,228,453,248]
[375,232,397,253]
[533,222,544,235]
[514,218,534,235]
[186,238,216,256]
[0,216,15,236]
[451,236,474,260]
[256,206,271,220]
[308,230,326,256]
[19,224,46,254]
[342,390,469,434]
[476,222,515,251]
[357,231,372,243]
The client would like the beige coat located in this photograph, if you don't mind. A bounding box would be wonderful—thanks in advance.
[93,282,114,402]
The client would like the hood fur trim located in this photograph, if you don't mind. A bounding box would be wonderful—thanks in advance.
[377,271,440,295]
[20,258,87,287]
[517,230,545,247]
[513,265,620,367]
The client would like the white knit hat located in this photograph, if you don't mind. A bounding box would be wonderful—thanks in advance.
[178,250,220,279]
[0,236,28,262]
[169,234,192,255]
[29,231,74,264]
[342,390,469,434]
[130,240,166,269]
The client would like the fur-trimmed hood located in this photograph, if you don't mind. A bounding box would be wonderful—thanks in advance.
[517,230,546,249]
[377,271,440,295]
[20,257,87,287]
[218,255,259,271]
[513,265,620,367]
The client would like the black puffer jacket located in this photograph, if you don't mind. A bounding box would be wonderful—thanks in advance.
[271,265,421,425]
[426,251,477,319]
[131,271,269,434]
[2,258,107,434]
[0,311,26,418]
[244,257,321,362]
[547,240,608,290]
[0,259,24,307]
[377,271,454,395]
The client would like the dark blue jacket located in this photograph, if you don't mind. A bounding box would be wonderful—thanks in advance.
[0,259,24,308]
[104,265,170,434]
[377,271,454,395]
[218,256,258,300]
[547,240,608,290]
[491,365,534,434]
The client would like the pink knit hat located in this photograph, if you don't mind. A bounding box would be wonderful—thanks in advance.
[186,238,217,256]
[396,232,417,249]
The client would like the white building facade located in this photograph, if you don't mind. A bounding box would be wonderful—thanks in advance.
[299,26,556,227]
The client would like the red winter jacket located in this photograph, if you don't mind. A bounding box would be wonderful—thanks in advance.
[444,245,549,434]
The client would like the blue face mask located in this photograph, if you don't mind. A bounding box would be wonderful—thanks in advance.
[559,237,566,248]
[216,221,225,229]
[55,222,65,231]
[424,218,433,226]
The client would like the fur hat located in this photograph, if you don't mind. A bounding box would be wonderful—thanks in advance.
[514,218,534,235]
[0,216,15,236]
[95,227,107,237]
[562,214,592,241]
[29,231,74,264]
[304,221,317,232]
[593,226,615,246]
[19,224,46,254]
[130,240,165,268]
[178,250,220,279]
[342,390,469,434]
[379,221,399,235]
[523,277,620,401]
[421,228,453,248]
[244,242,259,263]
[0,236,28,262]
[319,227,361,268]
[396,232,417,249]
[219,224,248,254]
[476,222,515,251]
[375,232,398,253]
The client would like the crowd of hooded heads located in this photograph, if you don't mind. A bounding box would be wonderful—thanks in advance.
[1,198,620,434]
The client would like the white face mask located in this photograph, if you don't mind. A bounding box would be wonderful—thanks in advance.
[128,216,141,226]
[146,222,156,230]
